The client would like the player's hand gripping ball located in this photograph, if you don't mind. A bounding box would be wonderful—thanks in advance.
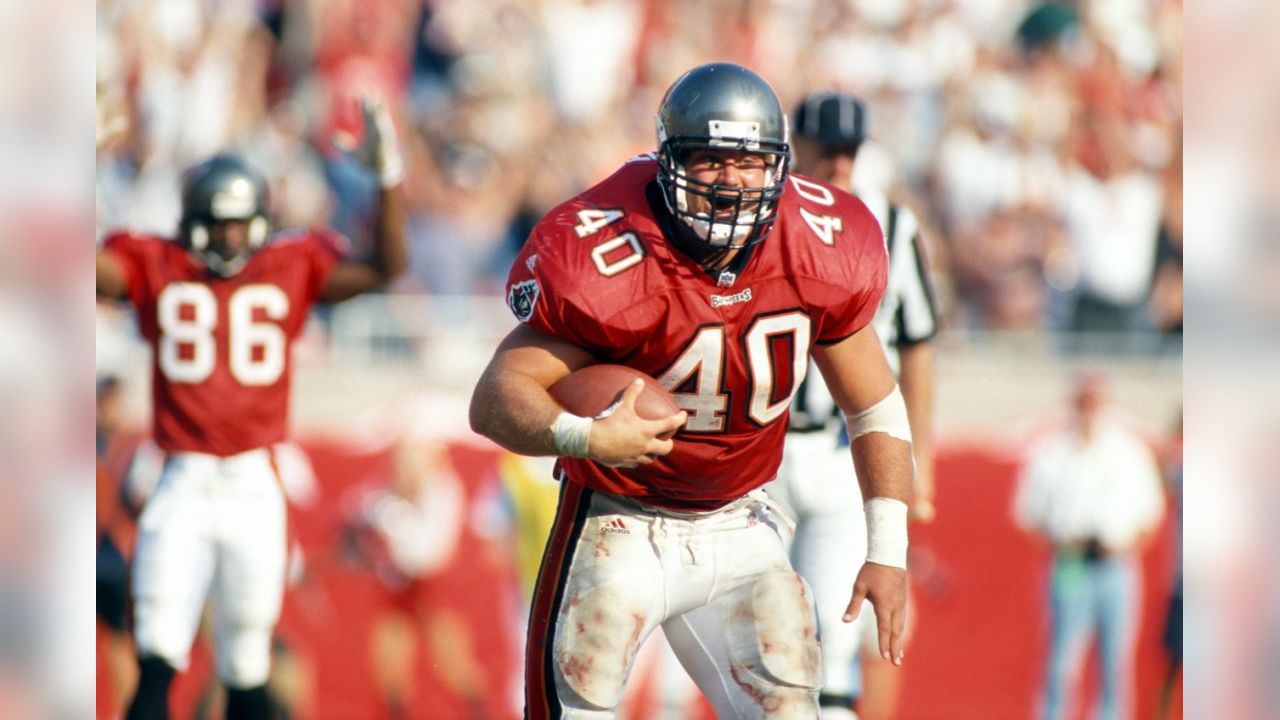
[549,365,681,439]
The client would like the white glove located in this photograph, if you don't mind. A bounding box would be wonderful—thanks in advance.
[336,96,404,188]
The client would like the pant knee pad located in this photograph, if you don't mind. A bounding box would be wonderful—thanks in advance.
[726,570,823,691]
[215,626,273,689]
[553,585,649,710]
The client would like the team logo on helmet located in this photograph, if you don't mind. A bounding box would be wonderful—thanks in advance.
[507,279,540,323]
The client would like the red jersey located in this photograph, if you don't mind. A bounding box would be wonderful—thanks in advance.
[102,229,345,456]
[506,156,887,510]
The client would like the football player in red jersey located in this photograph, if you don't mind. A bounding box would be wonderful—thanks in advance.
[470,63,914,718]
[96,98,406,720]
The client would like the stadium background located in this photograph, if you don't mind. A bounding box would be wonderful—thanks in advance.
[95,0,1183,718]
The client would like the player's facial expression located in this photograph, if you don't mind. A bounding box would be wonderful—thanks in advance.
[683,149,769,218]
[208,220,251,260]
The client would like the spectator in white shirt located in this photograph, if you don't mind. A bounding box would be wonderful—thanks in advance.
[1015,372,1165,720]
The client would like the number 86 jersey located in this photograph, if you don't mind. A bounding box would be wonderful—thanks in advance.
[101,229,345,457]
[507,157,887,511]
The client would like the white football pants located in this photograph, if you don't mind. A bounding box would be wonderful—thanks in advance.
[526,481,823,719]
[764,431,874,702]
[130,448,286,688]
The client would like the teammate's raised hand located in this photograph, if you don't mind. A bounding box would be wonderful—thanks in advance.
[96,83,128,151]
[589,379,687,468]
[844,561,908,665]
[334,96,404,188]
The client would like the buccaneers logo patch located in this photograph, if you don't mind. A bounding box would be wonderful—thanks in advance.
[507,279,540,322]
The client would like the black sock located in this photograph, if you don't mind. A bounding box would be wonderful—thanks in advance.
[126,656,176,720]
[819,691,858,710]
[225,684,270,720]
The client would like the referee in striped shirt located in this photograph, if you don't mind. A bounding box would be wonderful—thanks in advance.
[765,92,940,720]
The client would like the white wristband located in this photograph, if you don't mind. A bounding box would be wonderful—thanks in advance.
[865,497,909,569]
[378,147,404,188]
[551,412,592,458]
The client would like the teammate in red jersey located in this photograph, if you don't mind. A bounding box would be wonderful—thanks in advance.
[96,98,406,720]
[470,63,915,718]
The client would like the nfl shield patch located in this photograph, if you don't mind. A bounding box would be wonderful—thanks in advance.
[507,279,540,322]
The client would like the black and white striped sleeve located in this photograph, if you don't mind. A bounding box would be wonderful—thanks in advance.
[885,204,938,347]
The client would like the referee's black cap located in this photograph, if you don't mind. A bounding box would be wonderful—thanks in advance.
[791,92,869,150]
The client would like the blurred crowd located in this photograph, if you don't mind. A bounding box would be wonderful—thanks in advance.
[95,0,1183,342]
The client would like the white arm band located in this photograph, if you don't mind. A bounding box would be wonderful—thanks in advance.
[865,497,909,568]
[551,412,592,458]
[843,385,913,443]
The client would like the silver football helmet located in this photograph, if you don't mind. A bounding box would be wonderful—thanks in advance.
[179,154,271,277]
[655,63,791,252]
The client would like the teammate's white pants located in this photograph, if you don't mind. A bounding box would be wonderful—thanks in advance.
[764,431,873,702]
[526,482,822,719]
[131,449,286,688]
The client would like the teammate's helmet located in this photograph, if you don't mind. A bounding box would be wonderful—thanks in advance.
[655,63,790,252]
[179,154,271,277]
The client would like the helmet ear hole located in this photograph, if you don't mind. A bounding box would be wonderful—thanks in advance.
[189,222,209,251]
[248,216,269,248]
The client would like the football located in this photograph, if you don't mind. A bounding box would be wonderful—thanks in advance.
[548,364,680,425]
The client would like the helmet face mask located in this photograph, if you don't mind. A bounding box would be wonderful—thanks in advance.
[660,139,787,249]
[179,154,271,277]
[655,64,791,256]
